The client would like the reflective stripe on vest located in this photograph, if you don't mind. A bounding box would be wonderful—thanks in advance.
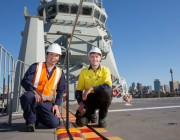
[32,62,62,101]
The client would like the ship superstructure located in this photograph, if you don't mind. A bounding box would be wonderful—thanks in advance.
[12,0,128,111]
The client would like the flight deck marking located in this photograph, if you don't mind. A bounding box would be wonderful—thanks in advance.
[108,105,180,112]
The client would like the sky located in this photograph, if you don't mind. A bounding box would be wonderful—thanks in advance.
[0,0,180,89]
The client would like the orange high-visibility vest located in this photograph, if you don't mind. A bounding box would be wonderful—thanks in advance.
[32,62,62,101]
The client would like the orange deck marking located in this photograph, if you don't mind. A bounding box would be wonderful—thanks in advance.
[56,106,123,140]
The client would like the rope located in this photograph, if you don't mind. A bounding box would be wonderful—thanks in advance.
[67,0,84,50]
[63,0,84,69]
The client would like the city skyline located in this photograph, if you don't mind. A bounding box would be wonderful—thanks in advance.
[130,78,179,91]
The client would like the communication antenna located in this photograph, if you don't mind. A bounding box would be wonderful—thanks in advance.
[170,68,174,93]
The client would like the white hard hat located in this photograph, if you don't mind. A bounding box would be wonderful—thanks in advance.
[46,43,62,55]
[88,47,102,56]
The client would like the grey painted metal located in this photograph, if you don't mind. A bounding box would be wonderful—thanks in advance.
[12,16,45,112]
[18,16,45,64]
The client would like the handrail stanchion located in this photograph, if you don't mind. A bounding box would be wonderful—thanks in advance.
[64,0,84,132]
[2,52,7,116]
[66,36,70,131]
[8,57,14,125]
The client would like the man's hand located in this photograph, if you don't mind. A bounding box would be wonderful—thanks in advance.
[78,102,86,115]
[52,105,61,118]
[123,94,131,102]
[33,90,43,103]
[82,87,93,101]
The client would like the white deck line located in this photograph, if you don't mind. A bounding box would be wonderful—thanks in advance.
[108,105,180,112]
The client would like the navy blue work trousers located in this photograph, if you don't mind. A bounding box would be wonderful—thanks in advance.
[20,91,60,128]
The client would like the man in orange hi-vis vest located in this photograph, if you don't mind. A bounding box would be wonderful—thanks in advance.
[20,43,65,132]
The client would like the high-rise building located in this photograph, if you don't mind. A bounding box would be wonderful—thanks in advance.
[142,85,151,94]
[154,79,161,92]
[160,85,164,92]
[169,81,179,92]
[164,84,169,93]
[129,82,136,95]
[137,83,142,93]
[132,82,136,89]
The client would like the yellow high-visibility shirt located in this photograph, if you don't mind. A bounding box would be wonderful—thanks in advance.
[76,65,112,92]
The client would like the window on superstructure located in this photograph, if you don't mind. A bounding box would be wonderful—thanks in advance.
[94,9,100,19]
[47,5,56,15]
[59,4,69,13]
[82,7,92,15]
[100,14,106,23]
[71,5,78,14]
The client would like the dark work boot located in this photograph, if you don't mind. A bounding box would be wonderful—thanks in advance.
[25,124,35,132]
[35,121,39,127]
[98,119,107,128]
[98,107,108,128]
[90,114,97,123]
[76,117,89,127]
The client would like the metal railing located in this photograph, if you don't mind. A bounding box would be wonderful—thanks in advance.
[84,0,102,3]
[84,0,102,7]
[0,44,15,124]
[0,44,29,125]
[13,60,30,112]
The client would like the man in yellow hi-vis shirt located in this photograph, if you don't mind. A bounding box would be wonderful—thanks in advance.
[75,47,112,128]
